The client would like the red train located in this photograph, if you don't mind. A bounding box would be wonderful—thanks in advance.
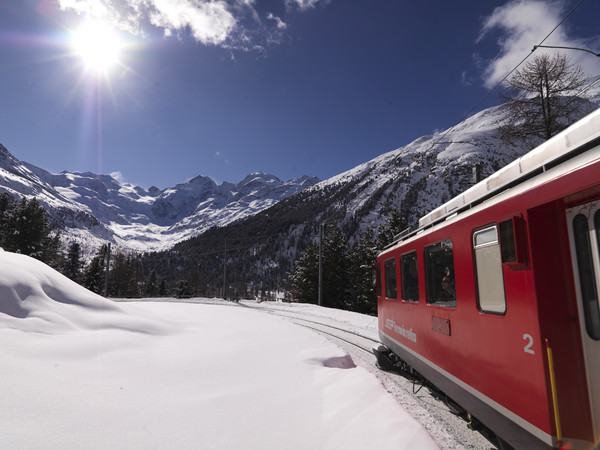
[375,108,600,449]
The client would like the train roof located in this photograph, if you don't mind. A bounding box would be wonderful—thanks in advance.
[387,107,600,249]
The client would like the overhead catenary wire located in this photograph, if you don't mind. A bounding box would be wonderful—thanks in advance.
[533,44,600,57]
[426,0,588,152]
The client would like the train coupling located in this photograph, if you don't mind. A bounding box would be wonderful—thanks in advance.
[373,344,400,372]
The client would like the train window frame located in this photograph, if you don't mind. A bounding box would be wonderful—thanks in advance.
[400,251,419,302]
[591,210,600,340]
[376,262,382,297]
[384,257,397,300]
[572,212,600,340]
[473,224,507,315]
[425,239,456,308]
[499,215,527,269]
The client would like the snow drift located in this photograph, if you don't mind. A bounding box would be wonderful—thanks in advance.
[0,249,167,335]
[0,250,438,449]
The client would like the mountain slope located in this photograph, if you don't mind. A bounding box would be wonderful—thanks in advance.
[2,85,598,284]
[0,145,319,252]
[168,97,600,293]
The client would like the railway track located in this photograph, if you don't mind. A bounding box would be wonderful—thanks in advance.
[286,316,378,355]
[246,306,378,354]
[245,302,499,450]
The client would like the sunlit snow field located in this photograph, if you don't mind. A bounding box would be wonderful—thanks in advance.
[0,250,437,449]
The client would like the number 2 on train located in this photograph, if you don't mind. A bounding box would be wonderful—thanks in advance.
[523,333,535,355]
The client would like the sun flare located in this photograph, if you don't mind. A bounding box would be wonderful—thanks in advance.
[72,20,121,73]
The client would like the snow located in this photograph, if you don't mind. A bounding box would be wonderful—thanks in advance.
[0,149,321,253]
[0,250,438,449]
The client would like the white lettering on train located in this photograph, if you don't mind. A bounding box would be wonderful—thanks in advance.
[385,319,417,343]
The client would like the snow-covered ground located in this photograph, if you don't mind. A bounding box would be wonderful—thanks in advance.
[0,250,438,449]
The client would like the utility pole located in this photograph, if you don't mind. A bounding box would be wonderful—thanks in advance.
[318,223,323,307]
[223,239,227,300]
[103,242,111,297]
[473,163,482,184]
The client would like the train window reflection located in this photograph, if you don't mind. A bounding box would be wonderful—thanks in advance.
[384,258,397,299]
[473,225,506,314]
[401,251,419,302]
[425,240,456,307]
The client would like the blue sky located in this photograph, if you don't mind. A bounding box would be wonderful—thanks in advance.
[1,0,599,189]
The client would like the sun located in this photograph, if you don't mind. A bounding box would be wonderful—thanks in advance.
[71,20,121,73]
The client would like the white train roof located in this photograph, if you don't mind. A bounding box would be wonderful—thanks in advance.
[418,108,600,229]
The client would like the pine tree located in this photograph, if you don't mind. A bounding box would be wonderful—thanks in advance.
[63,242,83,283]
[0,192,12,233]
[289,225,377,311]
[350,227,378,314]
[83,244,108,295]
[109,251,138,297]
[0,196,60,266]
[321,225,351,309]
[377,209,407,249]
[175,280,191,298]
[145,270,158,297]
[289,241,319,303]
[158,277,168,297]
[123,255,139,297]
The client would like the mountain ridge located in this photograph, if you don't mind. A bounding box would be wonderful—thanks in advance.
[0,146,320,253]
[1,85,599,264]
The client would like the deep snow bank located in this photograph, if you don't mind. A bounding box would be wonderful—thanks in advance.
[0,249,167,334]
[0,250,438,449]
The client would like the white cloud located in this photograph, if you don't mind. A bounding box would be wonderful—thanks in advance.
[149,0,236,44]
[58,0,110,16]
[59,0,238,45]
[267,12,287,30]
[460,70,472,87]
[477,0,600,88]
[110,170,127,183]
[285,0,329,11]
[58,0,338,50]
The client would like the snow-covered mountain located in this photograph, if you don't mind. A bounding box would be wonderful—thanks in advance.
[171,92,600,292]
[2,84,598,262]
[287,92,600,240]
[0,144,319,252]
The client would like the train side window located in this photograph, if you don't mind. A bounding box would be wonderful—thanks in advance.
[384,258,397,299]
[573,213,600,340]
[499,215,526,268]
[499,219,517,263]
[473,225,506,314]
[376,262,382,297]
[425,240,456,307]
[401,251,419,302]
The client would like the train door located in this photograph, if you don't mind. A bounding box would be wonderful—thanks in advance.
[566,199,600,440]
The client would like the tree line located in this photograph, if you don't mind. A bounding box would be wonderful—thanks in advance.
[0,193,60,265]
[287,210,406,315]
[0,190,406,306]
[0,193,172,298]
[64,243,172,298]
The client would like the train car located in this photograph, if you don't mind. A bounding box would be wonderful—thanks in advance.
[375,108,600,449]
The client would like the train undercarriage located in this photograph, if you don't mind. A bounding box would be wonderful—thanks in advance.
[372,343,514,450]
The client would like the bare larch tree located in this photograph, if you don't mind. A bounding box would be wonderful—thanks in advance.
[498,52,591,145]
